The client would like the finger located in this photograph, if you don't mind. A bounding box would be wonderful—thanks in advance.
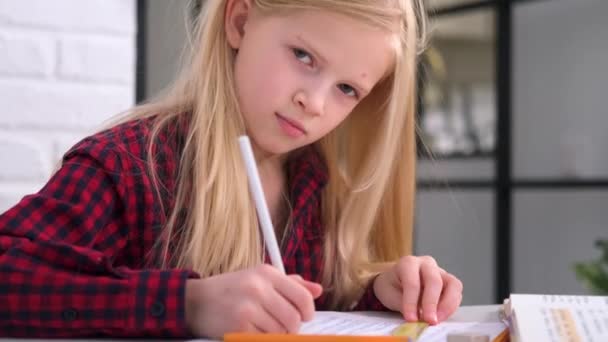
[378,275,404,313]
[273,274,316,322]
[398,256,422,322]
[245,321,263,333]
[251,304,288,333]
[437,272,463,322]
[257,267,315,321]
[261,289,303,333]
[232,303,279,334]
[235,322,262,334]
[420,261,443,325]
[289,275,323,299]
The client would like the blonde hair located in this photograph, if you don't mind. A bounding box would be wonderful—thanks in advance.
[115,0,426,309]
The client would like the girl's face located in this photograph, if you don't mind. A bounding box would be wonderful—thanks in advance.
[226,1,395,159]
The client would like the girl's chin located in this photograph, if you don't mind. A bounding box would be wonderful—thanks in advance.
[251,132,310,156]
[254,139,297,157]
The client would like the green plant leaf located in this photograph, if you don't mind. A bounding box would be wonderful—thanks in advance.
[573,239,608,295]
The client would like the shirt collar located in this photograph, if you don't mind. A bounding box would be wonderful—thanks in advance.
[286,145,329,196]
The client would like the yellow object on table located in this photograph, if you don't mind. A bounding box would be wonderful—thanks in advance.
[392,322,429,340]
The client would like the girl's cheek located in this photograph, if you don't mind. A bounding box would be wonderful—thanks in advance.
[329,96,355,120]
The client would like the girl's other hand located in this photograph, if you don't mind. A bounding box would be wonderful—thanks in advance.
[373,256,463,325]
[185,264,323,338]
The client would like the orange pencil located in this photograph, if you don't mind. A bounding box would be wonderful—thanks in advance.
[493,328,510,342]
[224,333,410,342]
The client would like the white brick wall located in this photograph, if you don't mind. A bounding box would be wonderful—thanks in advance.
[0,0,136,212]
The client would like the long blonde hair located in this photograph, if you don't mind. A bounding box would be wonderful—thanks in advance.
[115,0,426,309]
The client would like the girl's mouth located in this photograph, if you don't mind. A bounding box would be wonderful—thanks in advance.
[276,113,306,137]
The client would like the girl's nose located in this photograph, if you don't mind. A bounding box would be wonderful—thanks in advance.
[293,88,325,117]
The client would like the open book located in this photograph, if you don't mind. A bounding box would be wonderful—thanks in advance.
[503,294,608,342]
[299,311,507,341]
[218,307,508,341]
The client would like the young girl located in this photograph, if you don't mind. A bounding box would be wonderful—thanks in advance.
[0,0,463,339]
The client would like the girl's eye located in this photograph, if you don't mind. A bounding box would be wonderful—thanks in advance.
[338,84,358,98]
[293,48,313,65]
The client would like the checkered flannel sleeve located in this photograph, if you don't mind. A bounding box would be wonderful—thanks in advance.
[0,148,197,338]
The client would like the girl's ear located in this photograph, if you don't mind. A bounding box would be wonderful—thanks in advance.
[225,0,252,49]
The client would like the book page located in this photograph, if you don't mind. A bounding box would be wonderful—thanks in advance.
[299,311,404,335]
[299,311,507,341]
[510,294,608,342]
[417,322,506,342]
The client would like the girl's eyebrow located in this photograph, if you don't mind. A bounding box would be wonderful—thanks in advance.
[296,36,372,96]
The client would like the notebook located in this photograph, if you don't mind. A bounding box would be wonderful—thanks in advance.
[503,294,608,342]
[298,311,508,341]
[220,310,507,341]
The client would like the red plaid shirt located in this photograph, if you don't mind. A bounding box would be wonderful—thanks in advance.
[0,118,385,338]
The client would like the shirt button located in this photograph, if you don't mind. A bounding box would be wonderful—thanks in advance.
[62,308,78,321]
[150,301,165,317]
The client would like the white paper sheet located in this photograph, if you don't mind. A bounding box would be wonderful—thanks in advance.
[417,322,506,342]
[509,294,608,342]
[299,311,404,335]
[299,311,507,341]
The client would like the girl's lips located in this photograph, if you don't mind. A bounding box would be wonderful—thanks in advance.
[276,113,306,137]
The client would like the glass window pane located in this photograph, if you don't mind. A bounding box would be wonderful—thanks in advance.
[513,190,608,295]
[419,10,496,157]
[145,0,191,99]
[425,0,484,10]
[417,158,494,182]
[416,190,495,304]
[513,0,608,178]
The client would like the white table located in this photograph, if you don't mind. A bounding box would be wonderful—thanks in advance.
[0,305,502,341]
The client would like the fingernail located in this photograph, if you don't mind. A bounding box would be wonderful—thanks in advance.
[437,311,446,322]
[405,311,418,321]
[424,310,437,324]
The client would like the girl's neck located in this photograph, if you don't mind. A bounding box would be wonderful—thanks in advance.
[249,141,293,239]
[249,138,288,170]
[258,159,290,238]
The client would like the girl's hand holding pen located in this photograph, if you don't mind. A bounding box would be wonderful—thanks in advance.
[373,256,463,326]
[185,264,323,339]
